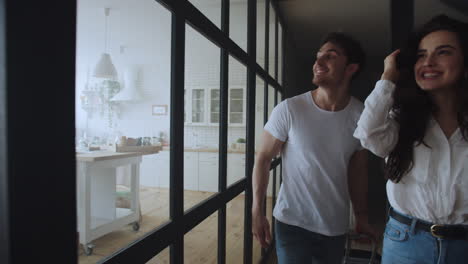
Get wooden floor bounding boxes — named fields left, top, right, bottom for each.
left=78, top=187, right=272, bottom=264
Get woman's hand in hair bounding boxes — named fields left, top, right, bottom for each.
left=381, top=49, right=400, bottom=83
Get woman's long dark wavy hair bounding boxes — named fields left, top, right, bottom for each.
left=385, top=15, right=468, bottom=183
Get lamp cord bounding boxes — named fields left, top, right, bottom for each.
left=104, top=8, right=110, bottom=52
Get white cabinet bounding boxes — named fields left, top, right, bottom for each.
left=140, top=154, right=160, bottom=187
left=184, top=152, right=199, bottom=190
left=227, top=153, right=245, bottom=186
left=140, top=151, right=199, bottom=190
left=140, top=150, right=248, bottom=193
left=140, top=151, right=170, bottom=188
left=185, top=87, right=245, bottom=126
left=198, top=152, right=218, bottom=192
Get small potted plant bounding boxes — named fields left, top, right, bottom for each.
left=236, top=138, right=246, bottom=151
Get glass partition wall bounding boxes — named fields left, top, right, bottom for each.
left=75, top=0, right=284, bottom=263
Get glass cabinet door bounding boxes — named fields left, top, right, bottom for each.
left=210, top=89, right=220, bottom=123
left=192, top=89, right=205, bottom=123
left=229, top=88, right=244, bottom=124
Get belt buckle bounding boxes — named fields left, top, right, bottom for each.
left=430, top=224, right=444, bottom=239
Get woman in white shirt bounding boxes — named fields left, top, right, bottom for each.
left=354, top=15, right=468, bottom=263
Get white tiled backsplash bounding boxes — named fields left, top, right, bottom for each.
left=184, top=125, right=245, bottom=148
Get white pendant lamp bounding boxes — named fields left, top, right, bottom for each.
left=111, top=67, right=142, bottom=101
left=93, top=8, right=117, bottom=79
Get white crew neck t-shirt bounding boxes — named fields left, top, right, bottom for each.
left=265, top=90, right=364, bottom=236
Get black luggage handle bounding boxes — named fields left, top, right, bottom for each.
left=343, top=232, right=378, bottom=264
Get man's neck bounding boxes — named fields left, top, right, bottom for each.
left=312, top=85, right=351, bottom=112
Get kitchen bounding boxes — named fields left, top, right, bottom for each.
left=75, top=0, right=281, bottom=262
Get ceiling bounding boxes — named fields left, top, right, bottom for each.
left=276, top=0, right=468, bottom=75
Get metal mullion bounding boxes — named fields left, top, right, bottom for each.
left=169, top=1, right=185, bottom=262
left=0, top=0, right=8, bottom=260
left=254, top=63, right=282, bottom=93
left=185, top=180, right=246, bottom=233
left=244, top=0, right=256, bottom=263
left=274, top=13, right=278, bottom=82
left=391, top=0, right=414, bottom=50
left=263, top=0, right=269, bottom=123
left=158, top=0, right=249, bottom=71
left=218, top=0, right=229, bottom=263
left=101, top=222, right=177, bottom=263
left=269, top=0, right=286, bottom=33
left=261, top=0, right=269, bottom=258
left=264, top=0, right=270, bottom=73
left=184, top=1, right=248, bottom=69
left=272, top=166, right=276, bottom=237
left=281, top=22, right=285, bottom=89
left=156, top=0, right=282, bottom=93
left=280, top=163, right=282, bottom=186
left=103, top=178, right=246, bottom=263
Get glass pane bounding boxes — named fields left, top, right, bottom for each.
left=184, top=212, right=218, bottom=263
left=268, top=85, right=275, bottom=117
left=192, top=89, right=205, bottom=123
left=255, top=76, right=265, bottom=153
left=226, top=194, right=245, bottom=264
left=188, top=0, right=221, bottom=29
left=185, top=24, right=220, bottom=210
left=257, top=0, right=266, bottom=66
left=146, top=247, right=169, bottom=263
left=230, top=88, right=243, bottom=99
left=227, top=56, right=246, bottom=186
left=230, top=0, right=247, bottom=51
left=211, top=89, right=220, bottom=100
left=76, top=1, right=171, bottom=262
left=229, top=89, right=244, bottom=124
left=211, top=113, right=219, bottom=123
left=210, top=89, right=220, bottom=123
left=230, top=99, right=243, bottom=113
left=211, top=103, right=220, bottom=113
left=278, top=23, right=283, bottom=85
left=268, top=3, right=276, bottom=77
left=229, top=113, right=243, bottom=124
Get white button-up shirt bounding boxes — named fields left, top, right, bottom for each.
left=354, top=80, right=468, bottom=224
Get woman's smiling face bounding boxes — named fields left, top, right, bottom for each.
left=414, top=30, right=466, bottom=92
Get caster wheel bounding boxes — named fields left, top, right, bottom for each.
left=132, top=222, right=140, bottom=231
left=84, top=244, right=94, bottom=256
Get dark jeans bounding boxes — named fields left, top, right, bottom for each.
left=275, top=220, right=346, bottom=264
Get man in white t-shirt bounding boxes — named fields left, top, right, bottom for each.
left=252, top=32, right=376, bottom=264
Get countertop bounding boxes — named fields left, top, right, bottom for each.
left=76, top=150, right=161, bottom=162
left=161, top=146, right=247, bottom=154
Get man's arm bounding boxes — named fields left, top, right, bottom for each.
left=252, top=130, right=284, bottom=248
left=348, top=149, right=377, bottom=240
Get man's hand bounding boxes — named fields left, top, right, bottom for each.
left=355, top=213, right=379, bottom=244
left=252, top=207, right=272, bottom=248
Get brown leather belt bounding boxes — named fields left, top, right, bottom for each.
left=389, top=208, right=468, bottom=240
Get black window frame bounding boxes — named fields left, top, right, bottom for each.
left=0, top=0, right=289, bottom=263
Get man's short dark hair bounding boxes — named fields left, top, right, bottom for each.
left=320, top=32, right=366, bottom=80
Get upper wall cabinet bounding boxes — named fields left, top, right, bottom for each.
left=185, top=87, right=245, bottom=126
